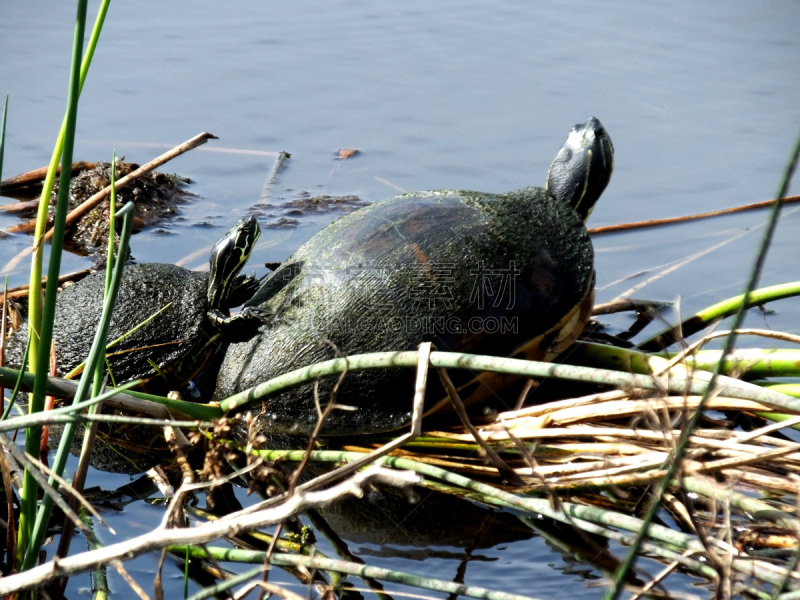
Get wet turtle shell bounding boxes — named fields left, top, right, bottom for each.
left=6, top=218, right=262, bottom=396
left=216, top=188, right=594, bottom=434
left=215, top=118, right=613, bottom=435
left=5, top=264, right=214, bottom=394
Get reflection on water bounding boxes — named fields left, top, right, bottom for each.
left=2, top=2, right=798, bottom=597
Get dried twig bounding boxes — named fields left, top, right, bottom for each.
left=0, top=442, right=16, bottom=573
left=0, top=466, right=420, bottom=595
left=587, top=194, right=800, bottom=235
left=0, top=267, right=92, bottom=301
left=0, top=432, right=92, bottom=539
left=0, top=161, right=98, bottom=195
left=287, top=340, right=350, bottom=495
left=436, top=367, right=523, bottom=484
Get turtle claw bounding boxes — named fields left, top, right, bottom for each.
left=239, top=305, right=272, bottom=322
left=208, top=305, right=272, bottom=337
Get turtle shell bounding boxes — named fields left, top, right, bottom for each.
left=5, top=263, right=213, bottom=394
left=215, top=187, right=594, bottom=435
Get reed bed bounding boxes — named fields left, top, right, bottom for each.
left=349, top=390, right=800, bottom=498
left=2, top=1, right=800, bottom=598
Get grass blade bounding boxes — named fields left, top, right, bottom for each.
left=25, top=0, right=111, bottom=371
left=21, top=200, right=133, bottom=570
left=0, top=93, right=8, bottom=186
left=18, top=0, right=90, bottom=564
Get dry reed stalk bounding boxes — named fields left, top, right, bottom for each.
left=691, top=446, right=800, bottom=474
left=539, top=396, right=781, bottom=426
left=426, top=396, right=784, bottom=442
left=555, top=454, right=671, bottom=482
left=721, top=470, right=800, bottom=495
left=518, top=469, right=670, bottom=491
left=392, top=390, right=800, bottom=500
left=518, top=452, right=670, bottom=478
left=340, top=445, right=493, bottom=472
left=690, top=437, right=800, bottom=463
left=425, top=426, right=679, bottom=443
left=489, top=389, right=633, bottom=420
left=0, top=267, right=92, bottom=301
left=0, top=162, right=97, bottom=195
left=530, top=441, right=650, bottom=455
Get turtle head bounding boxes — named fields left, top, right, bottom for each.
left=546, top=117, right=614, bottom=222
left=208, top=216, right=261, bottom=309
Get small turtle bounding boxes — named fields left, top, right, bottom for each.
left=6, top=217, right=262, bottom=396
left=214, top=118, right=614, bottom=435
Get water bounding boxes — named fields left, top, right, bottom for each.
left=1, top=1, right=799, bottom=597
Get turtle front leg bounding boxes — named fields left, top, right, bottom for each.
left=208, top=305, right=273, bottom=330
left=223, top=274, right=264, bottom=308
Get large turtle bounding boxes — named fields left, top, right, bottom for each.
left=215, top=118, right=614, bottom=435
left=6, top=217, right=262, bottom=396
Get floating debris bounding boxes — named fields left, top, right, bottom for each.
left=264, top=217, right=300, bottom=229
left=251, top=192, right=368, bottom=228
left=59, top=160, right=192, bottom=256
left=1, top=160, right=193, bottom=257
left=337, top=148, right=360, bottom=159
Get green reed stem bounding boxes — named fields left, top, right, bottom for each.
left=91, top=151, right=117, bottom=402
left=0, top=334, right=31, bottom=421
left=576, top=341, right=800, bottom=382
left=26, top=0, right=110, bottom=376
left=0, top=93, right=8, bottom=186
left=218, top=350, right=800, bottom=415
left=674, top=349, right=800, bottom=379
left=0, top=380, right=138, bottom=431
left=18, top=0, right=90, bottom=565
left=171, top=545, right=542, bottom=600
left=639, top=280, right=800, bottom=351
left=21, top=201, right=132, bottom=571
left=84, top=510, right=109, bottom=600
left=0, top=364, right=220, bottom=421
left=7, top=343, right=800, bottom=433
left=185, top=565, right=264, bottom=600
